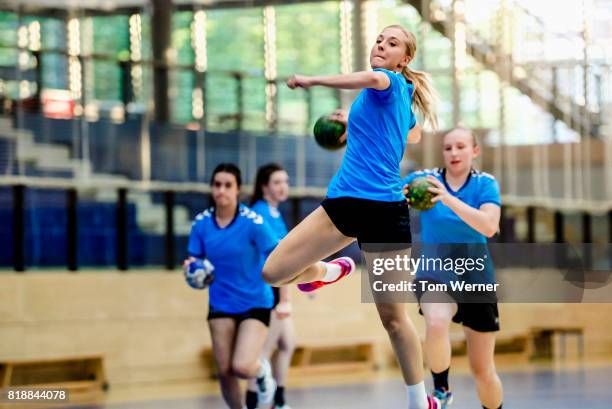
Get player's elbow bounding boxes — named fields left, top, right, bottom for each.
left=407, top=126, right=422, bottom=144
left=484, top=224, right=498, bottom=238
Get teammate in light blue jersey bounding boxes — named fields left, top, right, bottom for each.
left=403, top=128, right=503, bottom=409
left=184, top=163, right=278, bottom=408
left=263, top=25, right=441, bottom=409
left=246, top=163, right=294, bottom=409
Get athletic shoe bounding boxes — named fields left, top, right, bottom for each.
left=297, top=257, right=355, bottom=293
left=428, top=395, right=442, bottom=409
left=432, top=389, right=453, bottom=408
left=256, top=358, right=276, bottom=405
left=272, top=405, right=292, bottom=409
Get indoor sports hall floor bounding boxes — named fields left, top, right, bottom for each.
left=30, top=358, right=612, bottom=409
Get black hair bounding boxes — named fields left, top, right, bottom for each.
left=250, top=163, right=285, bottom=206
left=210, top=163, right=242, bottom=188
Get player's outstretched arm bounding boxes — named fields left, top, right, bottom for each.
left=287, top=71, right=390, bottom=91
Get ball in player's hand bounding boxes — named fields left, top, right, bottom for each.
left=313, top=115, right=347, bottom=150
left=404, top=177, right=437, bottom=211
left=184, top=258, right=214, bottom=290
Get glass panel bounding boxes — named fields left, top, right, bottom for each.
left=376, top=0, right=421, bottom=32
left=276, top=1, right=340, bottom=132
left=91, top=15, right=129, bottom=102
left=277, top=85, right=308, bottom=135
left=243, top=77, right=266, bottom=132
left=276, top=2, right=340, bottom=76
left=206, top=73, right=239, bottom=131
left=171, top=11, right=195, bottom=124
left=431, top=74, right=453, bottom=130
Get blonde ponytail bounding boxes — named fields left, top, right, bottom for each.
left=384, top=25, right=439, bottom=130
left=402, top=66, right=439, bottom=130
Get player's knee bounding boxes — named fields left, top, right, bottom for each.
left=379, top=312, right=404, bottom=336
left=278, top=336, right=296, bottom=353
left=262, top=259, right=284, bottom=285
left=262, top=267, right=281, bottom=285
left=216, top=363, right=233, bottom=378
left=470, top=362, right=496, bottom=383
left=231, top=360, right=255, bottom=379
left=425, top=315, right=450, bottom=338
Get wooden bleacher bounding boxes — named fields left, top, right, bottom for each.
left=202, top=339, right=377, bottom=378
left=291, top=340, right=376, bottom=374
left=0, top=354, right=107, bottom=392
left=528, top=326, right=585, bottom=360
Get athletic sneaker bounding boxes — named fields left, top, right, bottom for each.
left=256, top=358, right=276, bottom=405
left=273, top=405, right=292, bottom=409
left=297, top=257, right=355, bottom=292
left=432, top=389, right=453, bottom=408
left=428, top=395, right=442, bottom=409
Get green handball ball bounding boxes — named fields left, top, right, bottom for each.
left=313, top=116, right=347, bottom=150
left=405, top=176, right=437, bottom=211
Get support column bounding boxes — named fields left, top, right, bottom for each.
left=13, top=185, right=25, bottom=272
left=67, top=188, right=78, bottom=271
left=151, top=0, right=172, bottom=123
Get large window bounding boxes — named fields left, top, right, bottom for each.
left=171, top=11, right=195, bottom=124
left=206, top=8, right=265, bottom=131
left=40, top=18, right=68, bottom=90
left=276, top=2, right=341, bottom=134
left=91, top=15, right=129, bottom=102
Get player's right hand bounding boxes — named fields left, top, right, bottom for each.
left=287, top=74, right=312, bottom=89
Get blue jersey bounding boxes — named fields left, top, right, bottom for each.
left=187, top=204, right=278, bottom=313
left=404, top=168, right=501, bottom=285
left=404, top=168, right=501, bottom=244
left=327, top=68, right=417, bottom=202
left=251, top=200, right=288, bottom=240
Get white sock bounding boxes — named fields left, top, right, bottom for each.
left=406, top=381, right=428, bottom=409
left=321, top=262, right=342, bottom=282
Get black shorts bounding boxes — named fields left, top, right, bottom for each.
left=417, top=299, right=500, bottom=332
left=207, top=307, right=272, bottom=327
left=321, top=197, right=412, bottom=249
left=451, top=302, right=500, bottom=332
left=272, top=287, right=280, bottom=309
left=415, top=278, right=499, bottom=332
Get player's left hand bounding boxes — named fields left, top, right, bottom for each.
left=427, top=176, right=453, bottom=206
left=329, top=109, right=348, bottom=143
left=329, top=109, right=348, bottom=126
left=274, top=301, right=292, bottom=319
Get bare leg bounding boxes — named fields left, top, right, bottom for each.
left=263, top=206, right=354, bottom=286
left=464, top=326, right=503, bottom=408
left=245, top=313, right=284, bottom=392
left=271, top=315, right=296, bottom=386
left=209, top=318, right=242, bottom=409
left=420, top=297, right=457, bottom=374
left=246, top=312, right=297, bottom=404
left=375, top=302, right=424, bottom=385
left=231, top=319, right=269, bottom=379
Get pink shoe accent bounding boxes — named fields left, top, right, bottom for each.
left=297, top=257, right=355, bottom=293
left=427, top=395, right=441, bottom=409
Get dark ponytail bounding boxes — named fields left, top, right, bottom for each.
left=250, top=163, right=284, bottom=206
